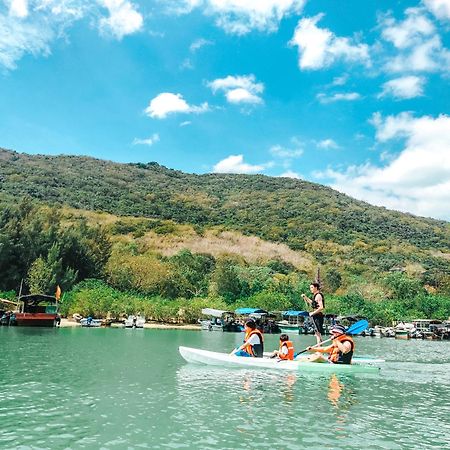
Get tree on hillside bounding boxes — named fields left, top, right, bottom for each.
left=0, top=198, right=111, bottom=293
left=211, top=257, right=243, bottom=304
left=166, top=250, right=215, bottom=298
left=27, top=244, right=77, bottom=294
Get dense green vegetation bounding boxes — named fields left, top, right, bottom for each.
left=0, top=198, right=110, bottom=293
left=0, top=148, right=449, bottom=325
left=54, top=278, right=450, bottom=326
left=1, top=148, right=449, bottom=252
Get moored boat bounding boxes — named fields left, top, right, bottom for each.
left=80, top=317, right=103, bottom=327
left=276, top=310, right=309, bottom=334
left=394, top=322, right=414, bottom=339
left=179, top=346, right=380, bottom=374
left=124, top=314, right=146, bottom=328
left=198, top=308, right=242, bottom=332
left=12, top=294, right=60, bottom=327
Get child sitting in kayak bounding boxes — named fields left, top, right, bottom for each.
left=231, top=319, right=264, bottom=357
left=306, top=324, right=354, bottom=364
left=270, top=334, right=295, bottom=360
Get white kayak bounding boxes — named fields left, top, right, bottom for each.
left=262, top=352, right=385, bottom=365
left=179, top=346, right=380, bottom=374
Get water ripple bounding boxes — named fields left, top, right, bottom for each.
left=1, top=328, right=449, bottom=449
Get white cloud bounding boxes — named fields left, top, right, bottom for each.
left=321, top=112, right=450, bottom=220
left=32, top=1, right=87, bottom=20
left=316, top=92, right=361, bottom=104
left=166, top=0, right=202, bottom=15
left=423, top=0, right=450, bottom=20
left=0, top=0, right=144, bottom=69
left=379, top=9, right=450, bottom=73
left=225, top=88, right=262, bottom=104
left=317, top=139, right=339, bottom=149
left=9, top=0, right=28, bottom=18
left=180, top=121, right=191, bottom=126
left=98, top=0, right=143, bottom=39
left=132, top=133, right=160, bottom=146
left=379, top=75, right=425, bottom=99
left=169, top=0, right=306, bottom=34
left=0, top=0, right=91, bottom=70
left=380, top=8, right=435, bottom=50
left=384, top=35, right=449, bottom=73
left=270, top=144, right=303, bottom=158
left=145, top=92, right=209, bottom=119
left=213, top=154, right=267, bottom=174
left=0, top=16, right=51, bottom=69
left=208, top=74, right=264, bottom=105
left=180, top=57, right=193, bottom=70
left=331, top=75, right=348, bottom=86
left=289, top=14, right=370, bottom=70
left=208, top=74, right=263, bottom=93
left=279, top=170, right=301, bottom=179
left=181, top=39, right=213, bottom=70
left=148, top=29, right=165, bottom=38
left=189, top=37, right=213, bottom=52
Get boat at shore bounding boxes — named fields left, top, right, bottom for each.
left=179, top=346, right=380, bottom=374
left=394, top=322, right=414, bottom=339
left=8, top=294, right=60, bottom=327
left=198, top=308, right=243, bottom=332
left=80, top=317, right=103, bottom=327
left=124, top=314, right=145, bottom=328
left=276, top=310, right=309, bottom=334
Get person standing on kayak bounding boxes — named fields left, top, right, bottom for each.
left=232, top=319, right=264, bottom=357
left=306, top=324, right=354, bottom=364
left=301, top=282, right=325, bottom=344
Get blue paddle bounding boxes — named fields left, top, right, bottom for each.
left=295, top=319, right=369, bottom=356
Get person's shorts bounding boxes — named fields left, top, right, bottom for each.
left=234, top=350, right=252, bottom=357
left=312, top=314, right=324, bottom=334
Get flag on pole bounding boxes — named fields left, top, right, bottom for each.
left=55, top=285, right=61, bottom=301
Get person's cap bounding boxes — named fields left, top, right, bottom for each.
left=330, top=324, right=346, bottom=335
left=245, top=319, right=256, bottom=329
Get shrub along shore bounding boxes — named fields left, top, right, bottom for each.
left=45, top=279, right=450, bottom=326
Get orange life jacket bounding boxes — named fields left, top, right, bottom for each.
left=244, top=329, right=264, bottom=357
left=328, top=335, right=354, bottom=364
left=278, top=340, right=294, bottom=360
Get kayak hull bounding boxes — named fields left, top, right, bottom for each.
left=263, top=352, right=385, bottom=365
left=179, top=346, right=380, bottom=374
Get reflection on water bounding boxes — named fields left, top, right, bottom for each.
left=175, top=364, right=365, bottom=448
left=328, top=373, right=343, bottom=407
left=281, top=373, right=297, bottom=404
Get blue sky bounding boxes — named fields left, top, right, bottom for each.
left=1, top=0, right=450, bottom=220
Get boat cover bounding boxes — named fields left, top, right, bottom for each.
left=235, top=308, right=268, bottom=315
left=282, top=310, right=310, bottom=317
left=201, top=308, right=234, bottom=318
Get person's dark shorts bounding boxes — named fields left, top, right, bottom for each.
left=312, top=314, right=324, bottom=334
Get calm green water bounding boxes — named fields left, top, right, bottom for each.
left=1, top=327, right=449, bottom=449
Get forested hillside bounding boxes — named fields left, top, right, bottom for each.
left=1, top=148, right=449, bottom=247
left=1, top=148, right=449, bottom=323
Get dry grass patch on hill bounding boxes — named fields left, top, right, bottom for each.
left=139, top=228, right=314, bottom=270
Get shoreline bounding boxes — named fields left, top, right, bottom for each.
left=59, top=318, right=201, bottom=330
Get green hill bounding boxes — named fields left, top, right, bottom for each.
left=0, top=147, right=449, bottom=322
left=1, top=148, right=448, bottom=249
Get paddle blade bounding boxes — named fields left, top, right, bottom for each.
left=346, top=319, right=369, bottom=335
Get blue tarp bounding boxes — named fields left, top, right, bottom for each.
left=235, top=308, right=268, bottom=315
left=282, top=310, right=310, bottom=317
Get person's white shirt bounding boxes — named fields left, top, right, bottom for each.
left=246, top=333, right=261, bottom=345
left=279, top=344, right=289, bottom=356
